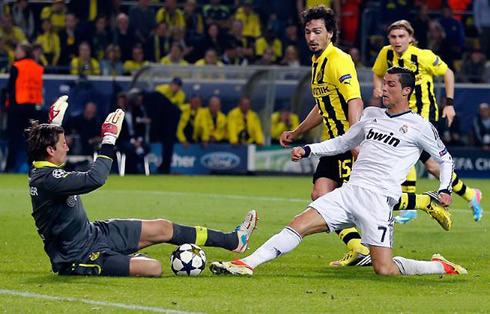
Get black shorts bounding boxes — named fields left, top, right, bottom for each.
left=59, top=219, right=142, bottom=276
left=313, top=151, right=353, bottom=186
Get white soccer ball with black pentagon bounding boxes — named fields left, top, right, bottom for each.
left=170, top=244, right=206, bottom=276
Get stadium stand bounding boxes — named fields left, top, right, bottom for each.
left=0, top=0, right=488, bottom=175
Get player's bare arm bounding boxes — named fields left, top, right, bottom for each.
left=442, top=68, right=456, bottom=126
left=280, top=106, right=323, bottom=148
left=373, top=73, right=384, bottom=98
left=347, top=98, right=363, bottom=158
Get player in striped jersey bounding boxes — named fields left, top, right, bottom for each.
left=279, top=6, right=449, bottom=268
left=372, top=20, right=483, bottom=223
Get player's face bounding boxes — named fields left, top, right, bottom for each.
left=304, top=19, right=332, bottom=55
left=49, top=133, right=69, bottom=165
left=388, top=28, right=412, bottom=56
left=381, top=73, right=404, bottom=108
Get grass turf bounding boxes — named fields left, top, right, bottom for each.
left=0, top=174, right=488, bottom=313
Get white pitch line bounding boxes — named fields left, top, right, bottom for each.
left=0, top=289, right=203, bottom=314
left=104, top=189, right=474, bottom=213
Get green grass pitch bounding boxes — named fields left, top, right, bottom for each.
left=0, top=174, right=488, bottom=313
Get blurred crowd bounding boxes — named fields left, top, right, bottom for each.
left=0, top=0, right=487, bottom=81
left=1, top=0, right=489, bottom=174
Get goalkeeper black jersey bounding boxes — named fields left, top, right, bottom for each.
left=28, top=145, right=114, bottom=272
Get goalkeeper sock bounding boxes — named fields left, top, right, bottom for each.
left=241, top=227, right=302, bottom=269
left=170, top=224, right=238, bottom=251
left=394, top=193, right=430, bottom=211
left=336, top=227, right=370, bottom=255
left=401, top=167, right=417, bottom=193
left=393, top=256, right=444, bottom=275
left=452, top=173, right=475, bottom=202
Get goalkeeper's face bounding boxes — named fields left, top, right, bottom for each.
left=48, top=133, right=69, bottom=166
left=304, top=19, right=331, bottom=56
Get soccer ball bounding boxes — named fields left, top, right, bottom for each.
left=170, top=243, right=207, bottom=276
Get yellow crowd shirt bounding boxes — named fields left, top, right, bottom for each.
left=155, top=84, right=186, bottom=107
left=177, top=104, right=206, bottom=142
left=156, top=8, right=186, bottom=28
left=70, top=57, right=100, bottom=75
left=195, top=108, right=227, bottom=142
left=227, top=107, right=264, bottom=145
left=270, top=112, right=300, bottom=141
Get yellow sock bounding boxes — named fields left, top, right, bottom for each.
left=401, top=167, right=417, bottom=193
left=338, top=227, right=369, bottom=255
left=452, top=173, right=475, bottom=202
left=396, top=193, right=430, bottom=210
left=194, top=226, right=208, bottom=246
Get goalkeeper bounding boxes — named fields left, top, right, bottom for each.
left=27, top=96, right=257, bottom=277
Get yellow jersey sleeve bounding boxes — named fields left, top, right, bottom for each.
left=332, top=54, right=361, bottom=102
left=372, top=46, right=389, bottom=77
left=422, top=49, right=448, bottom=77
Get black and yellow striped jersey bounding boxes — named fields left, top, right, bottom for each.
left=311, top=43, right=361, bottom=140
left=372, top=44, right=448, bottom=122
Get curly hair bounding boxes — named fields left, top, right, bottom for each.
left=301, top=5, right=338, bottom=44
left=25, top=120, right=64, bottom=161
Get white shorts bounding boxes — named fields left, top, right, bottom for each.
left=309, top=183, right=395, bottom=248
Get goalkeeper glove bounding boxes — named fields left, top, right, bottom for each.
left=101, top=109, right=125, bottom=145
left=48, top=95, right=69, bottom=125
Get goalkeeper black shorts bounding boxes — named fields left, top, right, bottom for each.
left=58, top=219, right=142, bottom=276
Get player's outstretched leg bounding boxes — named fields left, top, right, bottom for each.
left=329, top=228, right=371, bottom=267
left=392, top=254, right=467, bottom=275
left=138, top=210, right=257, bottom=252
left=210, top=208, right=328, bottom=276
left=420, top=191, right=452, bottom=230
left=451, top=173, right=483, bottom=221
left=370, top=246, right=467, bottom=276
left=394, top=192, right=452, bottom=231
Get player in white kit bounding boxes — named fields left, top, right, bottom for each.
left=210, top=67, right=466, bottom=276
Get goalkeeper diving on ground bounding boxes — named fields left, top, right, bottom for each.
left=27, top=95, right=257, bottom=277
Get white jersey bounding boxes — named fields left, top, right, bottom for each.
left=306, top=107, right=454, bottom=199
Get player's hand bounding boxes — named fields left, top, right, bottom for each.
left=101, top=109, right=125, bottom=145
left=48, top=95, right=69, bottom=125
left=372, top=87, right=383, bottom=98
left=442, top=105, right=456, bottom=127
left=438, top=192, right=452, bottom=207
left=291, top=147, right=305, bottom=162
left=280, top=130, right=296, bottom=148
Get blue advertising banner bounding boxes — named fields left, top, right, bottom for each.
left=450, top=148, right=490, bottom=179
left=170, top=144, right=252, bottom=174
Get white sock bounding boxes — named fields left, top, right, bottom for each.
left=241, top=227, right=302, bottom=269
left=393, top=256, right=445, bottom=275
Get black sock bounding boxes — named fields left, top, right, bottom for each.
left=169, top=224, right=238, bottom=251
left=205, top=229, right=238, bottom=251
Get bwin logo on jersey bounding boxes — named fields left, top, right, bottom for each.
left=366, top=129, right=401, bottom=147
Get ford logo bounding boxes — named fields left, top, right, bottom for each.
left=201, top=152, right=240, bottom=170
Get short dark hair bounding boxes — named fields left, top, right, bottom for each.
left=387, top=66, right=416, bottom=98
left=25, top=120, right=64, bottom=161
left=18, top=42, right=34, bottom=59
left=301, top=5, right=338, bottom=44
